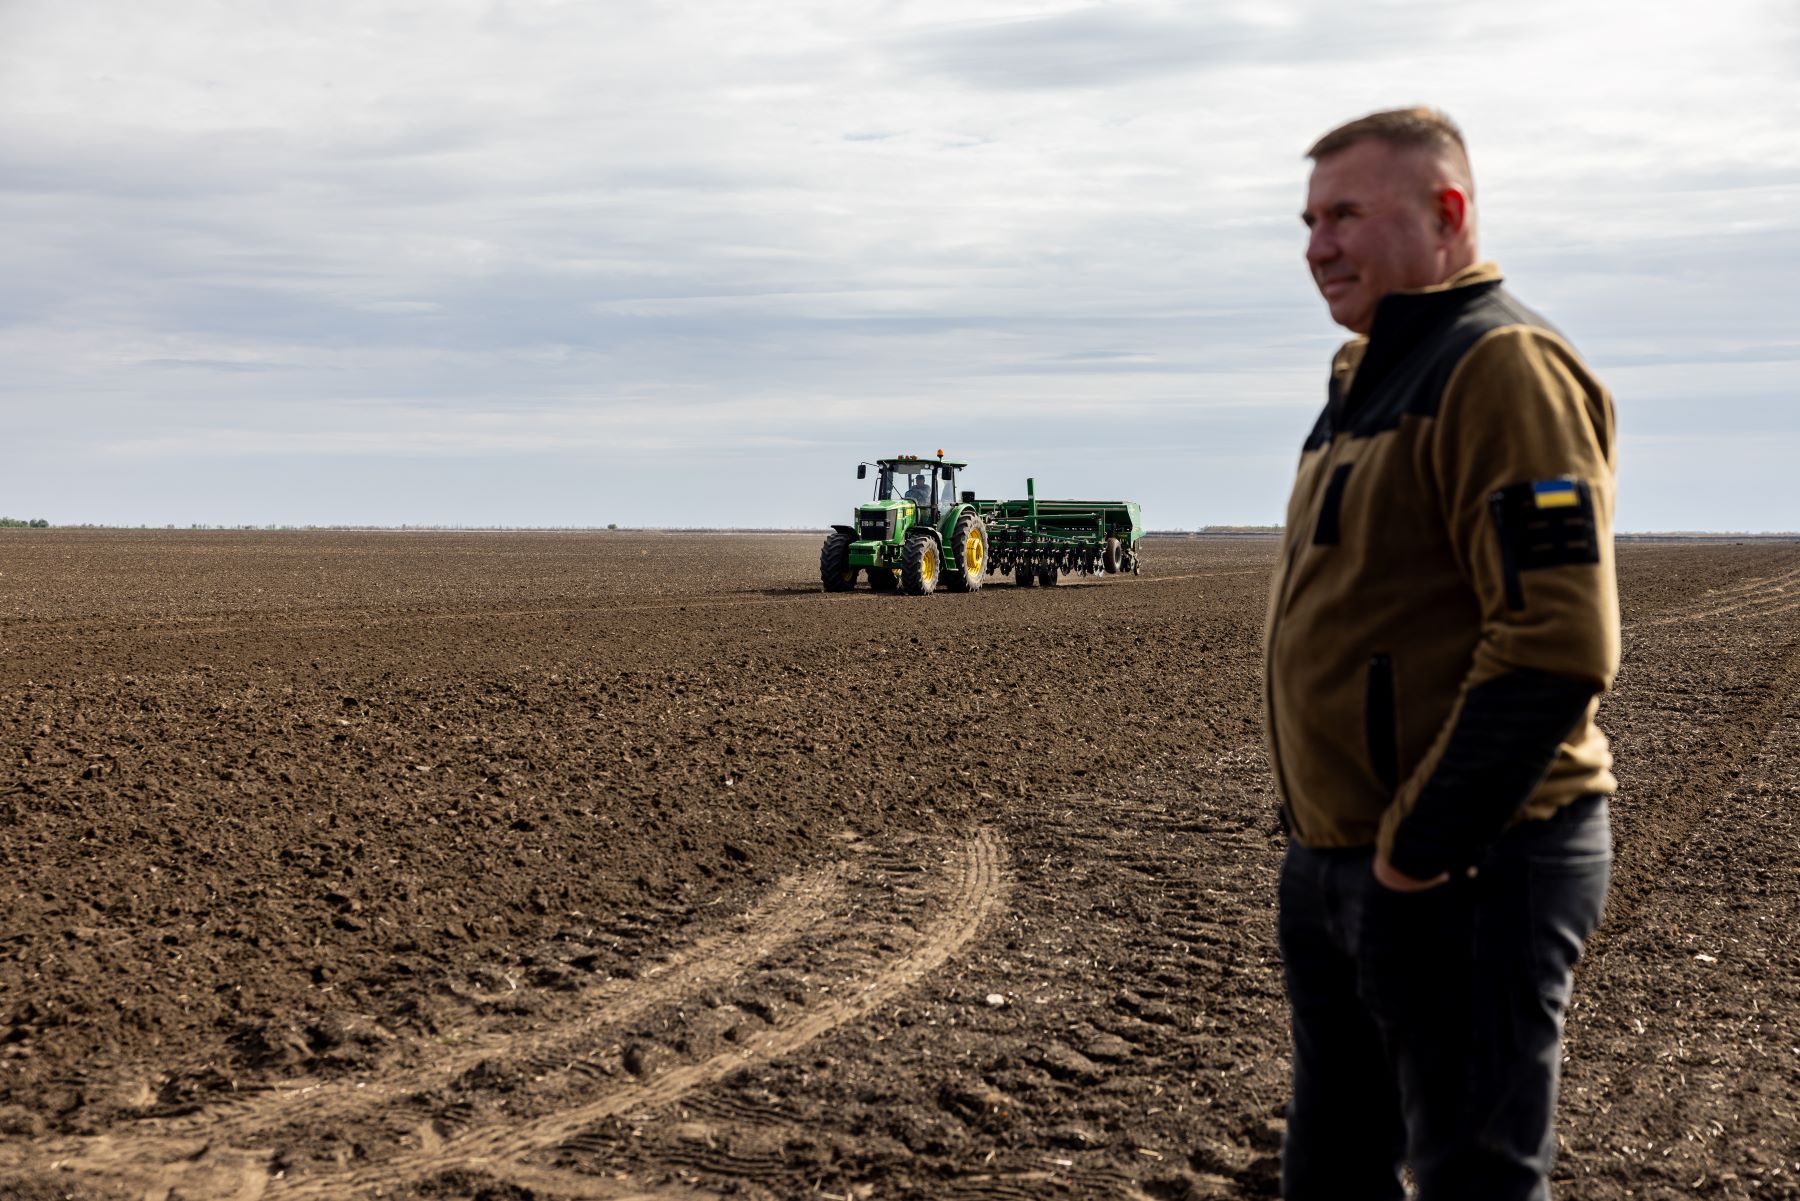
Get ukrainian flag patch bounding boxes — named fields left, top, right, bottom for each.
left=1489, top=477, right=1601, bottom=610
left=1532, top=478, right=1581, bottom=509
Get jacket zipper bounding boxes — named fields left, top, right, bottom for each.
left=1265, top=556, right=1304, bottom=837
left=1266, top=446, right=1345, bottom=841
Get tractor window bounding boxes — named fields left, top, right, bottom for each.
left=939, top=470, right=957, bottom=506
left=875, top=465, right=939, bottom=505
left=877, top=468, right=914, bottom=501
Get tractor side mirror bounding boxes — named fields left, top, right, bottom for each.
left=857, top=464, right=867, bottom=479
left=961, top=490, right=975, bottom=503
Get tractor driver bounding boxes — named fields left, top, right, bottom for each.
left=904, top=473, right=931, bottom=504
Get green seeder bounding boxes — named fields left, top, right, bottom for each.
left=820, top=452, right=1143, bottom=595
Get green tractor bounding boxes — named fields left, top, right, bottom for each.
left=821, top=452, right=1146, bottom=595
left=820, top=452, right=987, bottom=596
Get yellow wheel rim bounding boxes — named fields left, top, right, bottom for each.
left=923, top=543, right=938, bottom=583
left=967, top=528, right=985, bottom=575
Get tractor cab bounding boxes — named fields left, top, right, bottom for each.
left=865, top=456, right=965, bottom=522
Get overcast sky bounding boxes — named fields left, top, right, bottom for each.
left=3, top=0, right=1796, bottom=531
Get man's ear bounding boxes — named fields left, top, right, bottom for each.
left=1436, top=185, right=1470, bottom=238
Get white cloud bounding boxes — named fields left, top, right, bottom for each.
left=1, top=0, right=1796, bottom=528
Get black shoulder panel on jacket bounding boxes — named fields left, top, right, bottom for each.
left=1328, top=283, right=1556, bottom=440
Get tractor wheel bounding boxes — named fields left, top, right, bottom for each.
left=820, top=530, right=859, bottom=592
left=1103, top=536, right=1122, bottom=574
left=1014, top=565, right=1036, bottom=587
left=868, top=567, right=899, bottom=591
left=901, top=535, right=941, bottom=596
left=1037, top=564, right=1059, bottom=587
left=945, top=513, right=987, bottom=593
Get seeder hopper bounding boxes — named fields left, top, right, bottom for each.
left=820, top=452, right=1142, bottom=595
left=978, top=478, right=1142, bottom=587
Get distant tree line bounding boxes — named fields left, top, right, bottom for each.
left=0, top=517, right=49, bottom=528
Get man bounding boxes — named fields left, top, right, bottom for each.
left=904, top=473, right=931, bottom=504
left=1265, top=107, right=1618, bottom=1200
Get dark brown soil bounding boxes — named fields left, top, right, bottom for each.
left=0, top=531, right=1795, bottom=1200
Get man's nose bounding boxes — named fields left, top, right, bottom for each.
left=1306, top=225, right=1337, bottom=266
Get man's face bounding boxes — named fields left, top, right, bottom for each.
left=1303, top=139, right=1446, bottom=335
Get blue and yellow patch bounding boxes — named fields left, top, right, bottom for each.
left=1532, top=479, right=1581, bottom=510
left=1489, top=476, right=1600, bottom=610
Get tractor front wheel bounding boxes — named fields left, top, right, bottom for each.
left=945, top=513, right=987, bottom=593
left=820, top=530, right=859, bottom=592
left=901, top=534, right=941, bottom=596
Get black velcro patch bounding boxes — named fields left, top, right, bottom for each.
left=1312, top=463, right=1354, bottom=545
left=1488, top=477, right=1601, bottom=610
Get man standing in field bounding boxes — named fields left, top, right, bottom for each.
left=1264, top=107, right=1619, bottom=1199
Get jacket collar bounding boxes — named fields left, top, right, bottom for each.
left=1335, top=261, right=1504, bottom=414
left=1368, top=260, right=1502, bottom=339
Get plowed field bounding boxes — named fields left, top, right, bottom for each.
left=2, top=531, right=1796, bottom=1200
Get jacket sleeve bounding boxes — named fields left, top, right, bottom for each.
left=1379, top=325, right=1619, bottom=878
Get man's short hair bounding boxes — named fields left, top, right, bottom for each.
left=1307, top=106, right=1473, bottom=193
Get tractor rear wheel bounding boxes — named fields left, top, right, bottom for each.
left=945, top=513, right=987, bottom=593
left=1037, top=564, right=1059, bottom=587
left=868, top=567, right=899, bottom=591
left=1014, top=565, right=1036, bottom=587
left=820, top=530, right=859, bottom=592
left=901, top=534, right=941, bottom=595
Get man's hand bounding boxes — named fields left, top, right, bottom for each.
left=1373, top=853, right=1450, bottom=892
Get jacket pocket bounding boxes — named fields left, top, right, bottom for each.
left=1366, top=653, right=1399, bottom=793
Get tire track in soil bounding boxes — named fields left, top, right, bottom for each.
left=599, top=774, right=1287, bottom=1201
left=0, top=865, right=844, bottom=1199
left=270, top=826, right=1005, bottom=1200
left=1628, top=563, right=1800, bottom=628
left=1, top=827, right=1006, bottom=1200
left=136, top=864, right=846, bottom=1144
left=451, top=1160, right=722, bottom=1200
left=1596, top=603, right=1800, bottom=943
left=1598, top=549, right=1800, bottom=940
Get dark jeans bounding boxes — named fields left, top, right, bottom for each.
left=1277, top=795, right=1611, bottom=1201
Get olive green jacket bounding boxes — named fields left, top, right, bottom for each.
left=1264, top=262, right=1619, bottom=865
